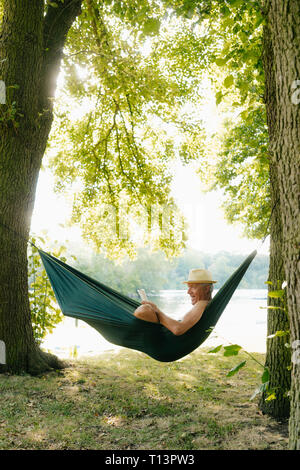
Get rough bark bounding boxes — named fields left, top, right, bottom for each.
left=259, top=20, right=291, bottom=419
left=263, top=0, right=300, bottom=450
left=0, top=0, right=82, bottom=375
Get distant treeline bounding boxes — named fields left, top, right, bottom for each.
left=69, top=246, right=269, bottom=297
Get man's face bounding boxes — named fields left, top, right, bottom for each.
left=187, top=283, right=208, bottom=305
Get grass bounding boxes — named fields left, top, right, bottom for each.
left=0, top=348, right=289, bottom=450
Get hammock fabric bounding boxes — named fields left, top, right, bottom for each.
left=39, top=249, right=257, bottom=362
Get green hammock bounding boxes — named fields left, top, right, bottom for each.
left=39, top=249, right=257, bottom=362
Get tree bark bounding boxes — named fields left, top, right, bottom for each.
left=263, top=0, right=300, bottom=450
left=258, top=20, right=291, bottom=419
left=0, top=0, right=82, bottom=375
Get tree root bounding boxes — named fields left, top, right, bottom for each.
left=27, top=346, right=68, bottom=376
left=0, top=345, right=69, bottom=376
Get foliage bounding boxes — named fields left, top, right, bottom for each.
left=47, top=0, right=214, bottom=259
left=208, top=342, right=272, bottom=398
left=205, top=108, right=270, bottom=239
left=189, top=0, right=270, bottom=239
left=28, top=237, right=74, bottom=344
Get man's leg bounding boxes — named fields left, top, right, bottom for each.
left=134, top=304, right=160, bottom=323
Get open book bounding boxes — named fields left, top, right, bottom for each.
left=137, top=289, right=148, bottom=302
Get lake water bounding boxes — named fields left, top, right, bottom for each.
left=42, top=289, right=268, bottom=358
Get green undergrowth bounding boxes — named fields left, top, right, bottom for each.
left=0, top=348, right=288, bottom=450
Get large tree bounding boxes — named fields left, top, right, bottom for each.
left=262, top=0, right=300, bottom=450
left=259, top=14, right=290, bottom=421
left=0, top=0, right=83, bottom=374
left=0, top=1, right=206, bottom=374
left=182, top=0, right=291, bottom=420
left=207, top=0, right=299, bottom=445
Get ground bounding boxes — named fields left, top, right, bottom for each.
left=0, top=348, right=288, bottom=450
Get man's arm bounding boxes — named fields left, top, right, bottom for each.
left=141, top=301, right=208, bottom=336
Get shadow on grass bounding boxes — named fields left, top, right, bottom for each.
left=0, top=348, right=289, bottom=450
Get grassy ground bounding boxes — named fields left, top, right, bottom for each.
left=0, top=348, right=288, bottom=450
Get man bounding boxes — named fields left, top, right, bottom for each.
left=134, top=269, right=217, bottom=336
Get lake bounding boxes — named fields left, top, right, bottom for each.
left=42, top=289, right=268, bottom=358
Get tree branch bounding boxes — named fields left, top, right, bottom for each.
left=40, top=0, right=82, bottom=112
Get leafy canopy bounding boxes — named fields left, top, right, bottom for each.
left=47, top=0, right=214, bottom=259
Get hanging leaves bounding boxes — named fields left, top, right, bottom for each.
left=194, top=0, right=269, bottom=240
left=223, top=74, right=234, bottom=88
left=143, top=17, right=160, bottom=35
left=48, top=0, right=208, bottom=259
left=28, top=238, right=67, bottom=343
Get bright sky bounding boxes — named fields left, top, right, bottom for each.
left=170, top=162, right=269, bottom=254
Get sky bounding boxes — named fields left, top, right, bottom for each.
left=171, top=163, right=269, bottom=255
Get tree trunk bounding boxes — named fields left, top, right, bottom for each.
left=258, top=20, right=291, bottom=419
left=263, top=0, right=300, bottom=450
left=0, top=0, right=82, bottom=375
left=259, top=163, right=291, bottom=418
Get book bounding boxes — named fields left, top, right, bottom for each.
left=137, top=289, right=148, bottom=302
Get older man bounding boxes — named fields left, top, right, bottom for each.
left=134, top=269, right=217, bottom=336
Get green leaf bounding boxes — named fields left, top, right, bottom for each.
left=254, top=15, right=264, bottom=29
left=226, top=360, right=246, bottom=377
left=268, top=289, right=284, bottom=298
left=220, top=5, right=231, bottom=17
left=227, top=0, right=244, bottom=6
left=215, top=91, right=223, bottom=105
left=224, top=75, right=234, bottom=88
left=143, top=18, right=160, bottom=35
left=265, top=392, right=276, bottom=402
left=259, top=306, right=282, bottom=311
left=267, top=330, right=289, bottom=339
left=223, top=344, right=242, bottom=356
left=208, top=344, right=223, bottom=354
left=261, top=368, right=269, bottom=384
left=240, top=110, right=248, bottom=120
left=215, top=58, right=227, bottom=67
left=260, top=306, right=284, bottom=310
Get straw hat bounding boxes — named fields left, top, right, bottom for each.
left=183, top=268, right=217, bottom=284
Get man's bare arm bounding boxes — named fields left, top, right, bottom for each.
left=141, top=300, right=208, bottom=336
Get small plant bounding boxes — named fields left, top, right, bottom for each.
left=208, top=279, right=291, bottom=403
left=28, top=235, right=74, bottom=344
left=0, top=84, right=23, bottom=131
